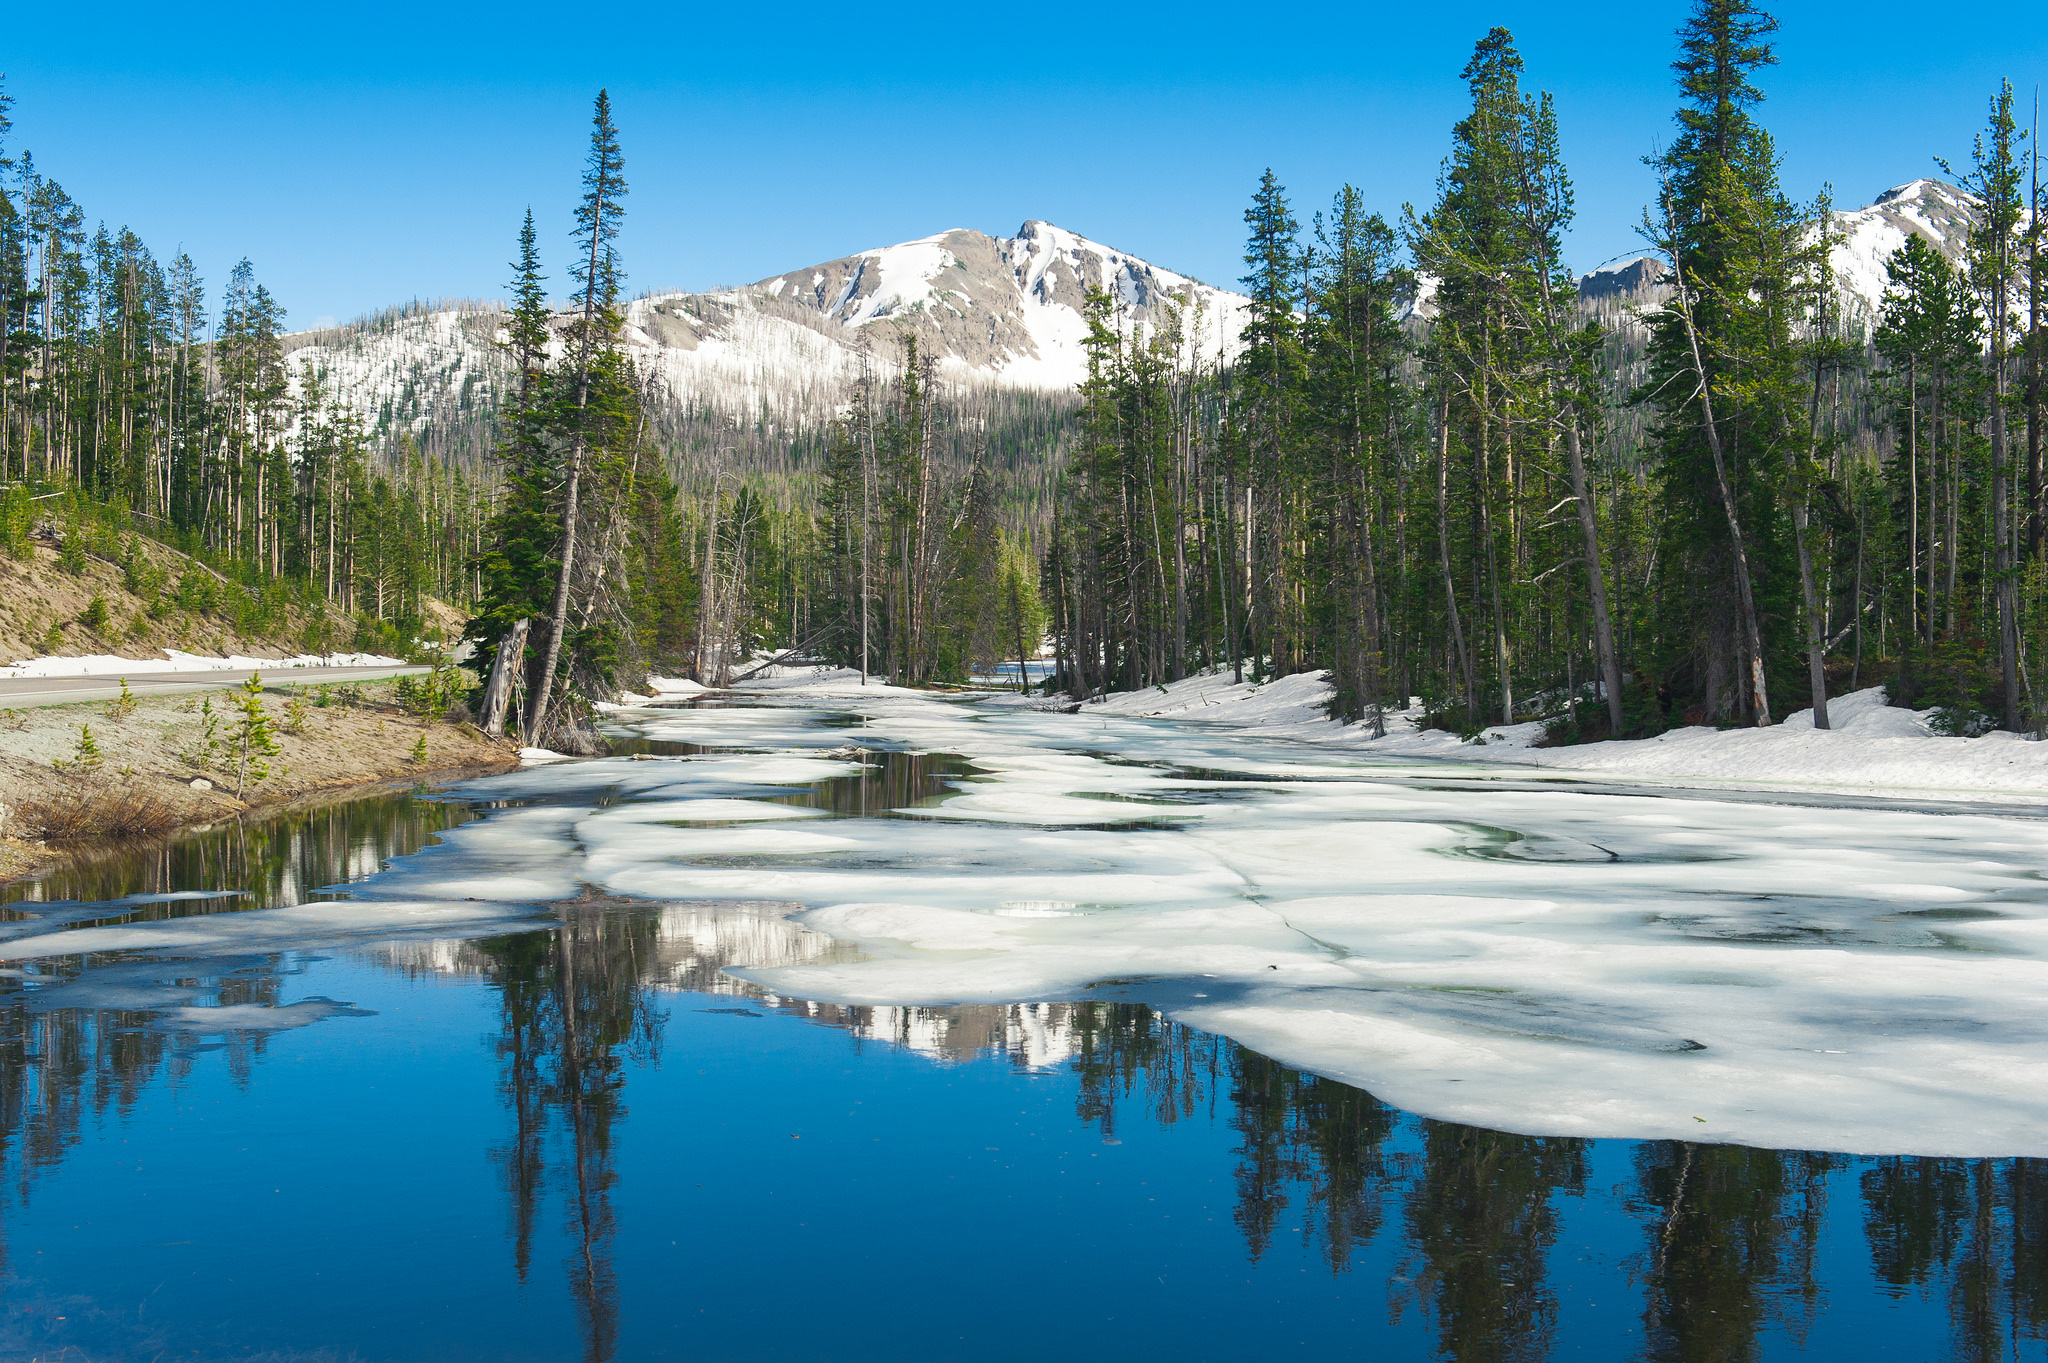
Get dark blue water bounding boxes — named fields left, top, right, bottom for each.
left=1, top=788, right=2043, bottom=1361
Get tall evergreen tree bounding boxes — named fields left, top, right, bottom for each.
left=1947, top=80, right=2027, bottom=729
left=1239, top=170, right=1303, bottom=678
left=1641, top=0, right=1806, bottom=726
left=524, top=90, right=628, bottom=740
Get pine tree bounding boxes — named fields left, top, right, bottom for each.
left=524, top=90, right=629, bottom=741
left=1409, top=29, right=1627, bottom=734
left=1239, top=171, right=1303, bottom=681
left=1641, top=0, right=1805, bottom=727
left=506, top=208, right=551, bottom=406
left=1947, top=81, right=2027, bottom=729
left=1307, top=186, right=1406, bottom=728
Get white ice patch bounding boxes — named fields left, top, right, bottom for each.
left=149, top=997, right=375, bottom=1032
left=537, top=692, right=2048, bottom=1158
left=0, top=899, right=547, bottom=961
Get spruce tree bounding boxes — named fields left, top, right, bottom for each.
left=506, top=208, right=551, bottom=406
left=523, top=90, right=628, bottom=741
left=1307, top=186, right=1405, bottom=729
left=1947, top=81, right=2027, bottom=729
left=1641, top=0, right=1804, bottom=726
left=1238, top=170, right=1303, bottom=680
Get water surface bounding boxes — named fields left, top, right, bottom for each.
left=3, top=697, right=2045, bottom=1360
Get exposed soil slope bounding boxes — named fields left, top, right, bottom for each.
left=0, top=676, right=518, bottom=880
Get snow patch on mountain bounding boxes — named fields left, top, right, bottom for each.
left=276, top=182, right=1994, bottom=458
left=279, top=220, right=1253, bottom=452
left=1827, top=178, right=1983, bottom=326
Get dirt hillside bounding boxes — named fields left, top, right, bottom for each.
left=0, top=525, right=464, bottom=666
left=0, top=674, right=519, bottom=881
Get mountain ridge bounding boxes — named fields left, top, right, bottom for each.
left=280, top=179, right=1983, bottom=465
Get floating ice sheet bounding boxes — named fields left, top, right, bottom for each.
left=571, top=692, right=2048, bottom=1158
left=0, top=899, right=546, bottom=961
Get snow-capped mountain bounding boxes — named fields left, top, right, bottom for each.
left=283, top=221, right=1252, bottom=457
left=281, top=182, right=1988, bottom=461
left=1825, top=177, right=1982, bottom=324
left=1571, top=178, right=1985, bottom=327
left=635, top=220, right=1251, bottom=394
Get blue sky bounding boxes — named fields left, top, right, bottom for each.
left=6, top=0, right=2042, bottom=329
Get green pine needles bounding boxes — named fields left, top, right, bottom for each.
left=229, top=673, right=282, bottom=796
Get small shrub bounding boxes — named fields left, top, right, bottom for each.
left=58, top=534, right=88, bottom=575
left=41, top=622, right=62, bottom=653
left=409, top=732, right=429, bottom=764
left=104, top=678, right=138, bottom=722
left=1929, top=704, right=1996, bottom=738
left=0, top=486, right=31, bottom=560
left=229, top=673, right=282, bottom=795
left=126, top=611, right=150, bottom=640
left=182, top=695, right=223, bottom=770
left=79, top=594, right=110, bottom=631
left=394, top=663, right=468, bottom=720
left=301, top=612, right=336, bottom=656
left=176, top=568, right=217, bottom=615
left=284, top=692, right=310, bottom=735
left=121, top=536, right=150, bottom=594
left=53, top=724, right=105, bottom=772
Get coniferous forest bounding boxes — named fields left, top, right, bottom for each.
left=3, top=0, right=2045, bottom=746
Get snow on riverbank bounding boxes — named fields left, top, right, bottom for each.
left=0, top=649, right=407, bottom=678
left=1077, top=669, right=2048, bottom=805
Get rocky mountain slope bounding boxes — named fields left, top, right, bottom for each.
left=284, top=181, right=1985, bottom=464
left=1554, top=177, right=1984, bottom=326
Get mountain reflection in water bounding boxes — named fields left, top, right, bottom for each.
left=2, top=786, right=2047, bottom=1360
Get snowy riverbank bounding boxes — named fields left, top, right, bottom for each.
left=1068, top=670, right=2048, bottom=806
left=628, top=662, right=2048, bottom=807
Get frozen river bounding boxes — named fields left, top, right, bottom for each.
left=3, top=690, right=2046, bottom=1359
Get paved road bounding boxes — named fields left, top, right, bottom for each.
left=0, top=664, right=430, bottom=710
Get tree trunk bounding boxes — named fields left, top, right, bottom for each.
left=1670, top=261, right=1771, bottom=724
left=480, top=618, right=530, bottom=735
left=1992, top=279, right=2022, bottom=730
left=1563, top=415, right=1626, bottom=737
left=1792, top=499, right=1830, bottom=728
left=1435, top=387, right=1477, bottom=719
left=523, top=460, right=579, bottom=742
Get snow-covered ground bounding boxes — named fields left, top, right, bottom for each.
left=613, top=660, right=2048, bottom=804
left=1070, top=668, right=2048, bottom=806
left=0, top=649, right=407, bottom=678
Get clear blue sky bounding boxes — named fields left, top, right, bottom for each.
left=6, top=0, right=2043, bottom=329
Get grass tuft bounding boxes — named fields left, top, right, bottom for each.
left=15, top=778, right=186, bottom=846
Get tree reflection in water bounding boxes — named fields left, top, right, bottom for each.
left=1862, top=1156, right=2048, bottom=1363
left=6, top=782, right=2048, bottom=1359
left=1628, top=1142, right=1838, bottom=1361
left=471, top=898, right=666, bottom=1363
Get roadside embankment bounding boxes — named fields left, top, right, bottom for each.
left=0, top=675, right=520, bottom=881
